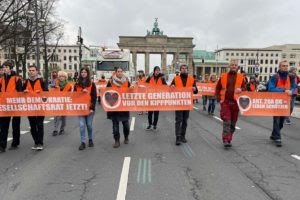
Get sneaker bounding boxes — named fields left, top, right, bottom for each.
left=78, top=142, right=86, bottom=150
left=138, top=112, right=143, bottom=115
left=31, top=144, right=38, bottom=150
left=36, top=144, right=44, bottom=151
left=59, top=130, right=64, bottom=135
left=88, top=140, right=94, bottom=147
left=146, top=125, right=152, bottom=131
left=285, top=121, right=291, bottom=125
left=0, top=147, right=5, bottom=153
left=275, top=139, right=282, bottom=147
left=153, top=126, right=157, bottom=131
left=176, top=136, right=181, bottom=146
left=8, top=145, right=18, bottom=150
left=52, top=131, right=58, bottom=136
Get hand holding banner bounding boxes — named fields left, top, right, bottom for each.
left=236, top=92, right=290, bottom=116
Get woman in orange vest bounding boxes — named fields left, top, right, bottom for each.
left=74, top=67, right=97, bottom=150
left=207, top=73, right=218, bottom=115
left=170, top=64, right=198, bottom=145
left=246, top=76, right=258, bottom=92
left=215, top=59, right=246, bottom=148
left=145, top=66, right=167, bottom=131
left=52, top=71, right=73, bottom=136
left=23, top=65, right=48, bottom=151
left=0, top=61, right=23, bottom=153
left=106, top=67, right=131, bottom=148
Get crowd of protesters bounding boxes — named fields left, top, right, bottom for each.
left=0, top=58, right=299, bottom=154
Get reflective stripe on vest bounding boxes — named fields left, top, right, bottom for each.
left=1, top=76, right=18, bottom=92
left=174, top=75, right=194, bottom=87
left=220, top=72, right=243, bottom=102
left=26, top=79, right=42, bottom=92
left=149, top=76, right=162, bottom=86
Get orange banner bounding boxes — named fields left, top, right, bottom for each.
left=0, top=92, right=91, bottom=116
left=236, top=92, right=290, bottom=116
left=196, top=82, right=216, bottom=96
left=101, top=85, right=193, bottom=111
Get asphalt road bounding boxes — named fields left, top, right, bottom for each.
left=0, top=102, right=300, bottom=200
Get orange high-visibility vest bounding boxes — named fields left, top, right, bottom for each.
left=149, top=76, right=163, bottom=86
left=220, top=72, right=243, bottom=102
left=174, top=75, right=194, bottom=87
left=137, top=76, right=146, bottom=84
left=249, top=83, right=257, bottom=92
left=1, top=76, right=19, bottom=92
left=26, top=79, right=43, bottom=92
left=61, top=82, right=73, bottom=92
left=110, top=80, right=129, bottom=89
left=76, top=84, right=92, bottom=93
left=276, top=75, right=291, bottom=90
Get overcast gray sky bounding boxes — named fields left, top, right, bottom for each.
left=56, top=0, right=300, bottom=51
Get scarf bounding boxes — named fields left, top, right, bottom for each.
left=58, top=80, right=68, bottom=90
left=112, top=74, right=127, bottom=87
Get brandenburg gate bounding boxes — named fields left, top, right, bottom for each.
left=118, top=18, right=195, bottom=75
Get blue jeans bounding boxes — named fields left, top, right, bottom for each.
left=271, top=116, right=285, bottom=140
left=208, top=99, right=216, bottom=114
left=285, top=96, right=296, bottom=123
left=79, top=113, right=94, bottom=143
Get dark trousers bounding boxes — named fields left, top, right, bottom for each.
left=148, top=111, right=159, bottom=126
left=0, top=117, right=21, bottom=149
left=175, top=110, right=190, bottom=137
left=112, top=120, right=129, bottom=140
left=208, top=99, right=216, bottom=114
left=272, top=116, right=285, bottom=140
left=28, top=116, right=45, bottom=145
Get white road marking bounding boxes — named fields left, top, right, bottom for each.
left=7, top=137, right=12, bottom=142
left=21, top=131, right=29, bottom=135
left=193, top=106, right=199, bottom=110
left=116, top=157, right=131, bottom=200
left=291, top=154, right=300, bottom=161
left=49, top=117, right=54, bottom=120
left=130, top=117, right=135, bottom=131
left=43, top=121, right=50, bottom=124
left=213, top=116, right=241, bottom=130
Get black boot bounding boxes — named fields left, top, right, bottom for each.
left=176, top=136, right=181, bottom=145
left=113, top=139, right=120, bottom=148
left=78, top=142, right=86, bottom=150
left=88, top=139, right=94, bottom=147
left=181, top=135, right=187, bottom=143
left=124, top=136, right=129, bottom=144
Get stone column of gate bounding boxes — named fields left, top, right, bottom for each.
left=188, top=53, right=194, bottom=75
left=161, top=51, right=167, bottom=74
left=132, top=51, right=137, bottom=74
left=145, top=52, right=150, bottom=75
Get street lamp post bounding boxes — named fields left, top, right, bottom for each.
left=26, top=0, right=45, bottom=73
left=77, top=26, right=83, bottom=69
